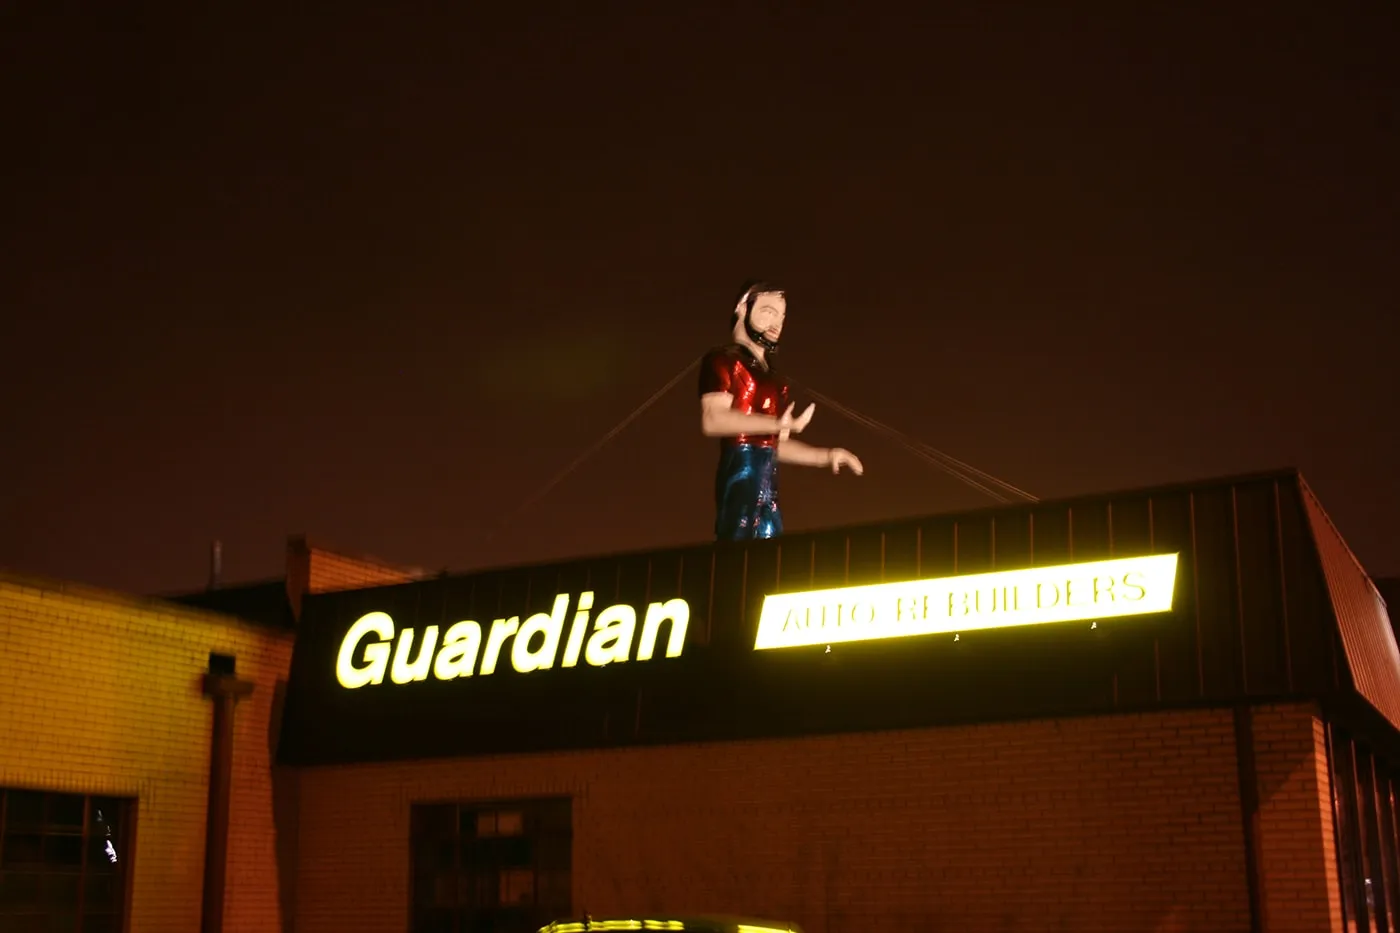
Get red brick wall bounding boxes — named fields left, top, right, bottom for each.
left=284, top=535, right=424, bottom=619
left=0, top=572, right=295, bottom=933
left=1252, top=704, right=1345, bottom=932
left=305, top=548, right=420, bottom=594
left=294, top=708, right=1262, bottom=933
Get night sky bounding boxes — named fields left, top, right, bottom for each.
left=2, top=6, right=1396, bottom=596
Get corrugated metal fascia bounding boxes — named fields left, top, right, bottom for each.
left=1297, top=475, right=1400, bottom=733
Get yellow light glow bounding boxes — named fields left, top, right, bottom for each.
left=335, top=592, right=690, bottom=689
left=537, top=923, right=783, bottom=933
left=753, top=553, right=1179, bottom=650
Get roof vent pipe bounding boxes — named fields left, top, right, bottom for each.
left=209, top=540, right=223, bottom=591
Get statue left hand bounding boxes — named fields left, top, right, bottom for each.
left=829, top=448, right=864, bottom=475
left=791, top=403, right=815, bottom=435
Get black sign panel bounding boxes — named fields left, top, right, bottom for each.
left=276, top=473, right=1343, bottom=767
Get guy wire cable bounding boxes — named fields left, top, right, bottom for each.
left=795, top=380, right=1032, bottom=503
left=788, top=375, right=1033, bottom=498
left=788, top=375, right=1039, bottom=504
left=816, top=394, right=1013, bottom=503
left=480, top=356, right=702, bottom=543
left=481, top=357, right=1036, bottom=545
left=812, top=389, right=1026, bottom=501
left=804, top=383, right=1035, bottom=503
left=789, top=375, right=1030, bottom=498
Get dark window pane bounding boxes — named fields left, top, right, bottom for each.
left=45, top=795, right=84, bottom=829
left=534, top=837, right=570, bottom=872
left=5, top=792, right=45, bottom=829
left=412, top=797, right=570, bottom=933
left=455, top=873, right=479, bottom=909
left=474, top=871, right=498, bottom=909
left=498, top=868, right=534, bottom=907
left=42, top=871, right=81, bottom=907
left=46, top=911, right=77, bottom=932
left=43, top=835, right=84, bottom=869
left=458, top=836, right=479, bottom=870
left=412, top=906, right=454, bottom=933
left=535, top=800, right=572, bottom=835
left=536, top=870, right=570, bottom=909
left=431, top=871, right=457, bottom=909
left=481, top=905, right=532, bottom=933
left=0, top=870, right=43, bottom=908
left=1, top=834, right=43, bottom=867
left=83, top=874, right=122, bottom=909
left=413, top=838, right=455, bottom=872
left=412, top=805, right=456, bottom=839
left=412, top=870, right=438, bottom=907
left=498, top=836, right=532, bottom=868
left=79, top=915, right=122, bottom=933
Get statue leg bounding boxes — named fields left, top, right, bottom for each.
left=715, top=445, right=783, bottom=541
left=752, top=447, right=782, bottom=539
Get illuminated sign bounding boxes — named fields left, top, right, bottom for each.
left=540, top=923, right=790, bottom=933
left=753, top=553, right=1179, bottom=650
left=337, top=592, right=690, bottom=689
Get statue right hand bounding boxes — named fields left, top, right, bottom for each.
left=778, top=402, right=815, bottom=435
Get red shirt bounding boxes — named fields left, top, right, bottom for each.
left=698, top=344, right=790, bottom=449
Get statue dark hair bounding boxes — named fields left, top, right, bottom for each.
left=733, top=279, right=786, bottom=319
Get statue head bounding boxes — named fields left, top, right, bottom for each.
left=731, top=279, right=787, bottom=353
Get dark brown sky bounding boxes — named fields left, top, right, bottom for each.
left=2, top=5, right=1396, bottom=595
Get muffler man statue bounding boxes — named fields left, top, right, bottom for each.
left=698, top=280, right=863, bottom=541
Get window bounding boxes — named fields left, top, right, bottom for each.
left=0, top=788, right=134, bottom=933
left=410, top=797, right=571, bottom=933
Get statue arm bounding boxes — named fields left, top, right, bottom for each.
left=776, top=438, right=832, bottom=466
left=779, top=437, right=864, bottom=474
left=700, top=393, right=783, bottom=437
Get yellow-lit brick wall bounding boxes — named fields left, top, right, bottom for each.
left=0, top=573, right=294, bottom=933
left=294, top=708, right=1256, bottom=933
left=1252, top=703, right=1345, bottom=933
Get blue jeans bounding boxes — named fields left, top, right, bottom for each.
left=714, top=443, right=783, bottom=540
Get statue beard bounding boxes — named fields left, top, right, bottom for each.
left=742, top=315, right=781, bottom=353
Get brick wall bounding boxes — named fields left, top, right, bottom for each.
left=0, top=559, right=1350, bottom=933
left=284, top=535, right=424, bottom=619
left=0, top=572, right=294, bottom=933
left=1252, top=703, right=1345, bottom=932
left=294, top=707, right=1259, bottom=933
left=293, top=536, right=422, bottom=596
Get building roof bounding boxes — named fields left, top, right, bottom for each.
left=275, top=468, right=1400, bottom=767
left=0, top=568, right=292, bottom=638
left=163, top=534, right=426, bottom=630
left=169, top=579, right=298, bottom=630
